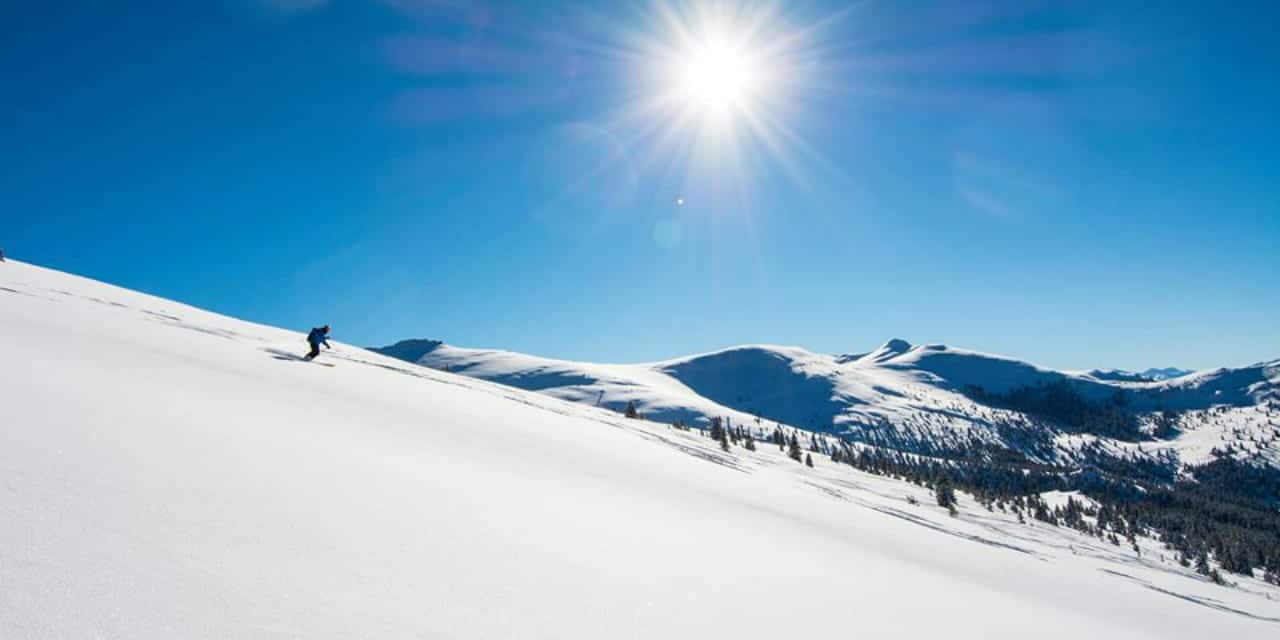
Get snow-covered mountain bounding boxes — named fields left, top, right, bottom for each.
left=4, top=259, right=1279, bottom=637
left=1089, top=367, right=1197, bottom=382
left=1145, top=366, right=1198, bottom=380
left=374, top=338, right=1280, bottom=472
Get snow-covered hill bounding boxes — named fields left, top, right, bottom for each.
left=4, top=260, right=1279, bottom=638
left=1089, top=367, right=1197, bottom=382
left=374, top=338, right=1280, bottom=472
left=1145, top=366, right=1197, bottom=380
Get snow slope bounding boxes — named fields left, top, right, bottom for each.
left=396, top=341, right=783, bottom=429
left=1144, top=367, right=1197, bottom=381
left=384, top=339, right=977, bottom=433
left=1088, top=367, right=1196, bottom=382
left=378, top=338, right=1280, bottom=470
left=3, top=260, right=1279, bottom=638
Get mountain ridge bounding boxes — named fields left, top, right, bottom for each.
left=372, top=337, right=1280, bottom=473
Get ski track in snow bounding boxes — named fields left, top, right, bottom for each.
left=1100, top=570, right=1280, bottom=623
left=2, top=259, right=1278, bottom=639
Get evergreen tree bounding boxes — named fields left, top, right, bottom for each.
left=788, top=433, right=803, bottom=462
left=805, top=453, right=814, bottom=468
left=709, top=417, right=724, bottom=443
left=1195, top=552, right=1212, bottom=577
left=624, top=400, right=638, bottom=419
left=935, top=481, right=957, bottom=515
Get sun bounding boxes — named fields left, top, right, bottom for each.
left=589, top=0, right=829, bottom=207
left=678, top=36, right=758, bottom=114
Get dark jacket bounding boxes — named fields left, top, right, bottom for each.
left=307, top=327, right=330, bottom=348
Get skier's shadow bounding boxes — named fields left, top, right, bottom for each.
left=263, top=347, right=306, bottom=361
left=263, top=347, right=334, bottom=366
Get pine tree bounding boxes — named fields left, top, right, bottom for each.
left=624, top=400, right=638, bottom=419
left=1195, top=552, right=1212, bottom=577
left=788, top=433, right=803, bottom=462
left=709, top=417, right=724, bottom=443
left=935, top=481, right=957, bottom=515
left=805, top=453, right=814, bottom=468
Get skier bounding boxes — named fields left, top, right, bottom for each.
left=304, top=325, right=331, bottom=360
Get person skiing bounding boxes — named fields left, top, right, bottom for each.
left=304, top=325, right=331, bottom=360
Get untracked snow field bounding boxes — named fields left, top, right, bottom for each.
left=1, top=260, right=1277, bottom=638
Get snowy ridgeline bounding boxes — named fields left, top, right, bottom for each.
left=2, top=259, right=1279, bottom=638
left=373, top=336, right=1280, bottom=473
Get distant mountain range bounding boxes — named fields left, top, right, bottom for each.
left=372, top=338, right=1279, bottom=477
left=1087, top=367, right=1196, bottom=382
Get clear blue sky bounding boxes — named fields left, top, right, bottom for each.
left=3, top=1, right=1277, bottom=371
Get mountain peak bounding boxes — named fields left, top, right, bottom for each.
left=881, top=338, right=912, bottom=353
left=1141, top=367, right=1195, bottom=381
left=1087, top=367, right=1195, bottom=382
left=369, top=338, right=444, bottom=363
left=859, top=338, right=913, bottom=364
